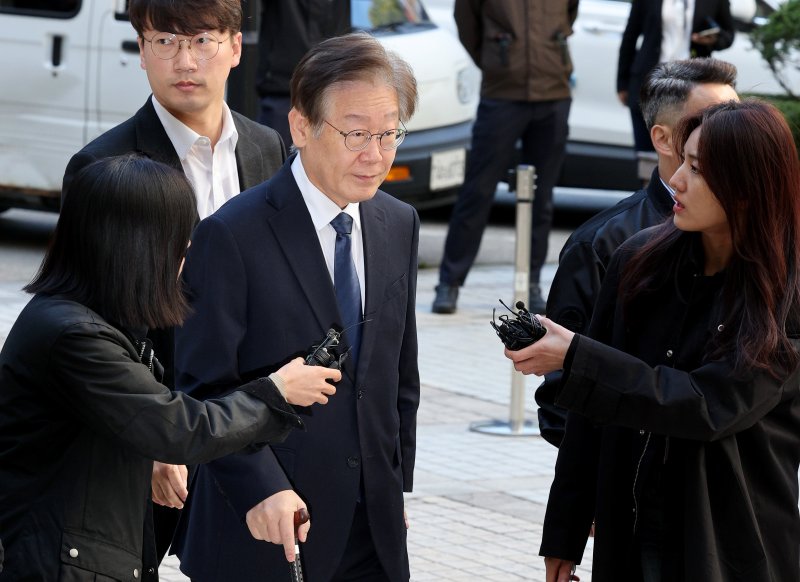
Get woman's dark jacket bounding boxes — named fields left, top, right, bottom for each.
left=0, top=295, right=302, bottom=581
left=541, top=228, right=800, bottom=582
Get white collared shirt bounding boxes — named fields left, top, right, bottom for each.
left=151, top=96, right=240, bottom=219
left=660, top=175, right=677, bottom=202
left=291, top=154, right=366, bottom=311
left=661, top=0, right=694, bottom=62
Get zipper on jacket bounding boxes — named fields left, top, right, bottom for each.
left=632, top=430, right=651, bottom=533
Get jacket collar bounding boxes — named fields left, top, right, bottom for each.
left=647, top=166, right=677, bottom=218
left=134, top=96, right=269, bottom=192
left=262, top=155, right=387, bottom=381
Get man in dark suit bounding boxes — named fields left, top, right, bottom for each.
left=61, top=0, right=286, bottom=563
left=171, top=33, right=421, bottom=582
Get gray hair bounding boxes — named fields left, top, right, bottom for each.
left=290, top=32, right=418, bottom=135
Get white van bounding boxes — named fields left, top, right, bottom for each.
left=0, top=0, right=479, bottom=213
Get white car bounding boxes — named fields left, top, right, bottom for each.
left=426, top=0, right=796, bottom=209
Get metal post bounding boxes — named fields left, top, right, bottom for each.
left=470, top=165, right=539, bottom=436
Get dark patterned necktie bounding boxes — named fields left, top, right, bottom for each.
left=330, top=212, right=362, bottom=365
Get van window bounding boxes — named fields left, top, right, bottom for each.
left=352, top=0, right=433, bottom=31
left=0, top=0, right=79, bottom=17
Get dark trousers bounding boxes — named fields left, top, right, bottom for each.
left=626, top=80, right=656, bottom=154
left=439, top=97, right=571, bottom=288
left=153, top=503, right=180, bottom=563
left=331, top=502, right=391, bottom=582
left=258, top=95, right=293, bottom=150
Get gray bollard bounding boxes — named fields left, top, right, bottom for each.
left=470, top=165, right=539, bottom=436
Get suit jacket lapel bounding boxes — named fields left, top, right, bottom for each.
left=356, top=199, right=388, bottom=380
left=135, top=100, right=269, bottom=192
left=134, top=98, right=183, bottom=170
left=264, top=164, right=342, bottom=347
left=232, top=114, right=266, bottom=191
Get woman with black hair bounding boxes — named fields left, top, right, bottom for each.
left=507, top=100, right=800, bottom=581
left=0, top=154, right=339, bottom=581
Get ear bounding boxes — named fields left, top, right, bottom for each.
left=650, top=124, right=674, bottom=158
left=229, top=31, right=243, bottom=69
left=288, top=107, right=309, bottom=148
left=138, top=37, right=146, bottom=70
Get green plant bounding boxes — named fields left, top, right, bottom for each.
left=744, top=94, right=800, bottom=156
left=766, top=95, right=800, bottom=153
left=750, top=0, right=800, bottom=99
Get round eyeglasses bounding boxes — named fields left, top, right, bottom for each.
left=324, top=120, right=408, bottom=151
left=142, top=32, right=229, bottom=61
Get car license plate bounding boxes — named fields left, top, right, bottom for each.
left=429, top=148, right=466, bottom=191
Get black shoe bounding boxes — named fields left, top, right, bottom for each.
left=432, top=284, right=458, bottom=314
left=528, top=284, right=547, bottom=314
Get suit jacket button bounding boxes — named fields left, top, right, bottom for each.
left=69, top=548, right=79, bottom=558
left=347, top=455, right=360, bottom=468
left=357, top=389, right=364, bottom=399
left=133, top=568, right=139, bottom=578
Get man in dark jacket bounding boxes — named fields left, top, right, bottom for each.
left=536, top=57, right=738, bottom=446
left=256, top=0, right=351, bottom=146
left=432, top=0, right=578, bottom=315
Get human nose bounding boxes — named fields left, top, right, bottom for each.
left=173, top=39, right=198, bottom=69
left=669, top=165, right=685, bottom=192
left=359, top=135, right=384, bottom=161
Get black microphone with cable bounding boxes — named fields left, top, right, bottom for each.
left=490, top=299, right=547, bottom=350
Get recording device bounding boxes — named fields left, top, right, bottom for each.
left=305, top=328, right=349, bottom=369
left=490, top=299, right=546, bottom=350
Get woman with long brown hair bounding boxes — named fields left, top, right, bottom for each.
left=507, top=99, right=800, bottom=581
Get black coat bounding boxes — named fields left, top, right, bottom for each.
left=0, top=295, right=302, bottom=582
left=541, top=229, right=800, bottom=581
left=537, top=169, right=673, bottom=446
left=256, top=0, right=351, bottom=97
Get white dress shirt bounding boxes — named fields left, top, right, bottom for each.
left=151, top=96, right=240, bottom=219
left=291, top=154, right=366, bottom=312
left=661, top=0, right=695, bottom=62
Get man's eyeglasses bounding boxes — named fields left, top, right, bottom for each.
left=142, top=32, right=229, bottom=61
left=324, top=120, right=408, bottom=151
